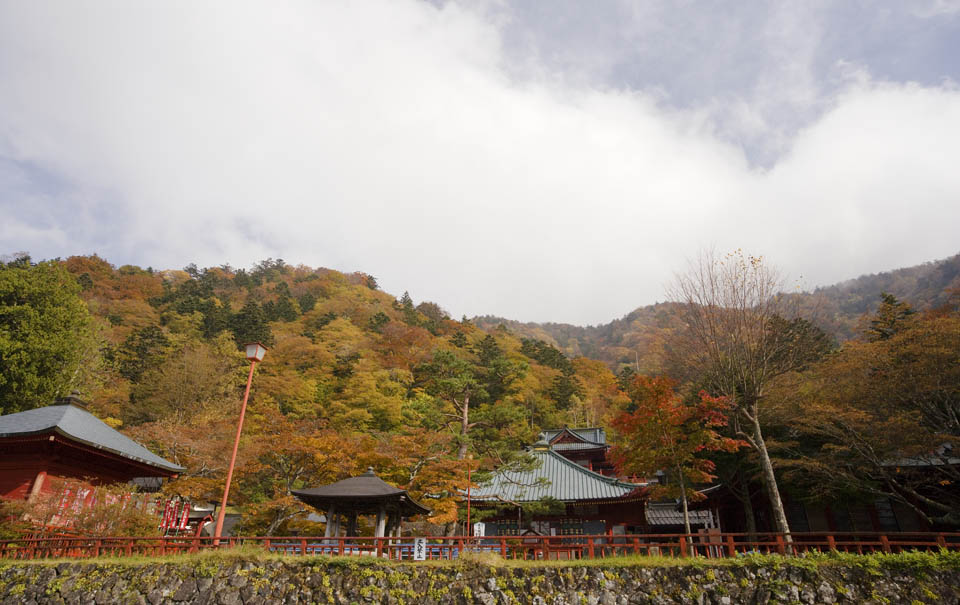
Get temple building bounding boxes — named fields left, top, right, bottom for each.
left=469, top=439, right=648, bottom=537
left=0, top=395, right=183, bottom=521
left=540, top=428, right=616, bottom=476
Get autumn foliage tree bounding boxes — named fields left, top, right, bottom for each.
left=775, top=295, right=960, bottom=526
left=666, top=250, right=831, bottom=542
left=610, top=375, right=742, bottom=538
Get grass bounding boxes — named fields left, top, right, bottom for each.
left=3, top=546, right=959, bottom=572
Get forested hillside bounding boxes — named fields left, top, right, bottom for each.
left=3, top=254, right=627, bottom=534
left=3, top=250, right=958, bottom=535
left=477, top=252, right=960, bottom=371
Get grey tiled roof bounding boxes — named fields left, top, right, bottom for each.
left=550, top=442, right=609, bottom=452
left=0, top=405, right=184, bottom=473
left=292, top=467, right=431, bottom=516
left=469, top=448, right=646, bottom=503
left=645, top=502, right=714, bottom=526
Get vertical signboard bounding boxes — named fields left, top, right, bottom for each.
left=413, top=537, right=427, bottom=561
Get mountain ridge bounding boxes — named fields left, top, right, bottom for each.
left=475, top=251, right=960, bottom=371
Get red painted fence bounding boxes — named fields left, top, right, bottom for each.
left=2, top=532, right=958, bottom=561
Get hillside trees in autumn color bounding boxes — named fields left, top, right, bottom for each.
left=611, top=375, right=743, bottom=538
left=769, top=294, right=960, bottom=527
left=38, top=255, right=631, bottom=534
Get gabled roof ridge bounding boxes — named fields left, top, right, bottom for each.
left=547, top=427, right=606, bottom=446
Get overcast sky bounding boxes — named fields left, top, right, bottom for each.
left=2, top=1, right=959, bottom=325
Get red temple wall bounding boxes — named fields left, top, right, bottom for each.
left=0, top=439, right=153, bottom=502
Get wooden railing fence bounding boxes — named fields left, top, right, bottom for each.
left=1, top=532, right=957, bottom=561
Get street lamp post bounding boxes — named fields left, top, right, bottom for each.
left=213, top=342, right=267, bottom=545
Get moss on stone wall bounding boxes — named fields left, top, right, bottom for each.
left=0, top=550, right=958, bottom=604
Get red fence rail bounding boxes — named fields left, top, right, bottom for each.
left=1, top=532, right=958, bottom=561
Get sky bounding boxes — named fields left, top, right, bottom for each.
left=1, top=1, right=959, bottom=325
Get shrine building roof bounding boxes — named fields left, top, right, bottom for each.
left=0, top=403, right=184, bottom=474
left=469, top=446, right=646, bottom=504
left=292, top=468, right=431, bottom=516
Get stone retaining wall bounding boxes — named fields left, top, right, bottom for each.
left=1, top=555, right=958, bottom=604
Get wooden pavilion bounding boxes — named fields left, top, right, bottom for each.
left=292, top=468, right=430, bottom=538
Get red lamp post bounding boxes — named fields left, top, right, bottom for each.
left=213, top=342, right=267, bottom=545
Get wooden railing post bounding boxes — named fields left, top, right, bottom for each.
left=775, top=534, right=785, bottom=555
left=94, top=539, right=102, bottom=558
left=937, top=534, right=947, bottom=549
left=826, top=535, right=836, bottom=551
left=678, top=536, right=687, bottom=558
left=587, top=537, right=595, bottom=558
left=376, top=537, right=383, bottom=558
left=726, top=534, right=736, bottom=558
left=500, top=538, right=507, bottom=558
left=880, top=535, right=890, bottom=553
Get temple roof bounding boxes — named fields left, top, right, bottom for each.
left=292, top=468, right=430, bottom=516
left=541, top=427, right=607, bottom=447
left=469, top=448, right=646, bottom=504
left=0, top=404, right=184, bottom=474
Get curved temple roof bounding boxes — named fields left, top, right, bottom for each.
left=292, top=468, right=431, bottom=516
left=0, top=404, right=184, bottom=474
left=469, top=448, right=646, bottom=504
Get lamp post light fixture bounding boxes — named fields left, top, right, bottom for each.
left=213, top=342, right=267, bottom=545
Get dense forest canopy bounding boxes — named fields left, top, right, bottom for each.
left=2, top=250, right=958, bottom=534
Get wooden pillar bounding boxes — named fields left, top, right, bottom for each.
left=27, top=471, right=47, bottom=502
left=386, top=512, right=399, bottom=540
left=324, top=505, right=337, bottom=538
left=346, top=511, right=358, bottom=537
left=375, top=504, right=386, bottom=538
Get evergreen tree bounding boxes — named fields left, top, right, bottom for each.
left=298, top=292, right=317, bottom=313
left=0, top=258, right=94, bottom=413
left=867, top=292, right=915, bottom=342
left=232, top=299, right=273, bottom=346
left=450, top=331, right=468, bottom=348
left=274, top=296, right=299, bottom=322
left=368, top=311, right=390, bottom=333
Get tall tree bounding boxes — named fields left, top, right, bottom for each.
left=666, top=249, right=829, bottom=542
left=867, top=292, right=915, bottom=342
left=0, top=257, right=95, bottom=413
left=415, top=350, right=487, bottom=459
left=611, top=376, right=742, bottom=543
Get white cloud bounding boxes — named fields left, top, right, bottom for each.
left=1, top=1, right=959, bottom=324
